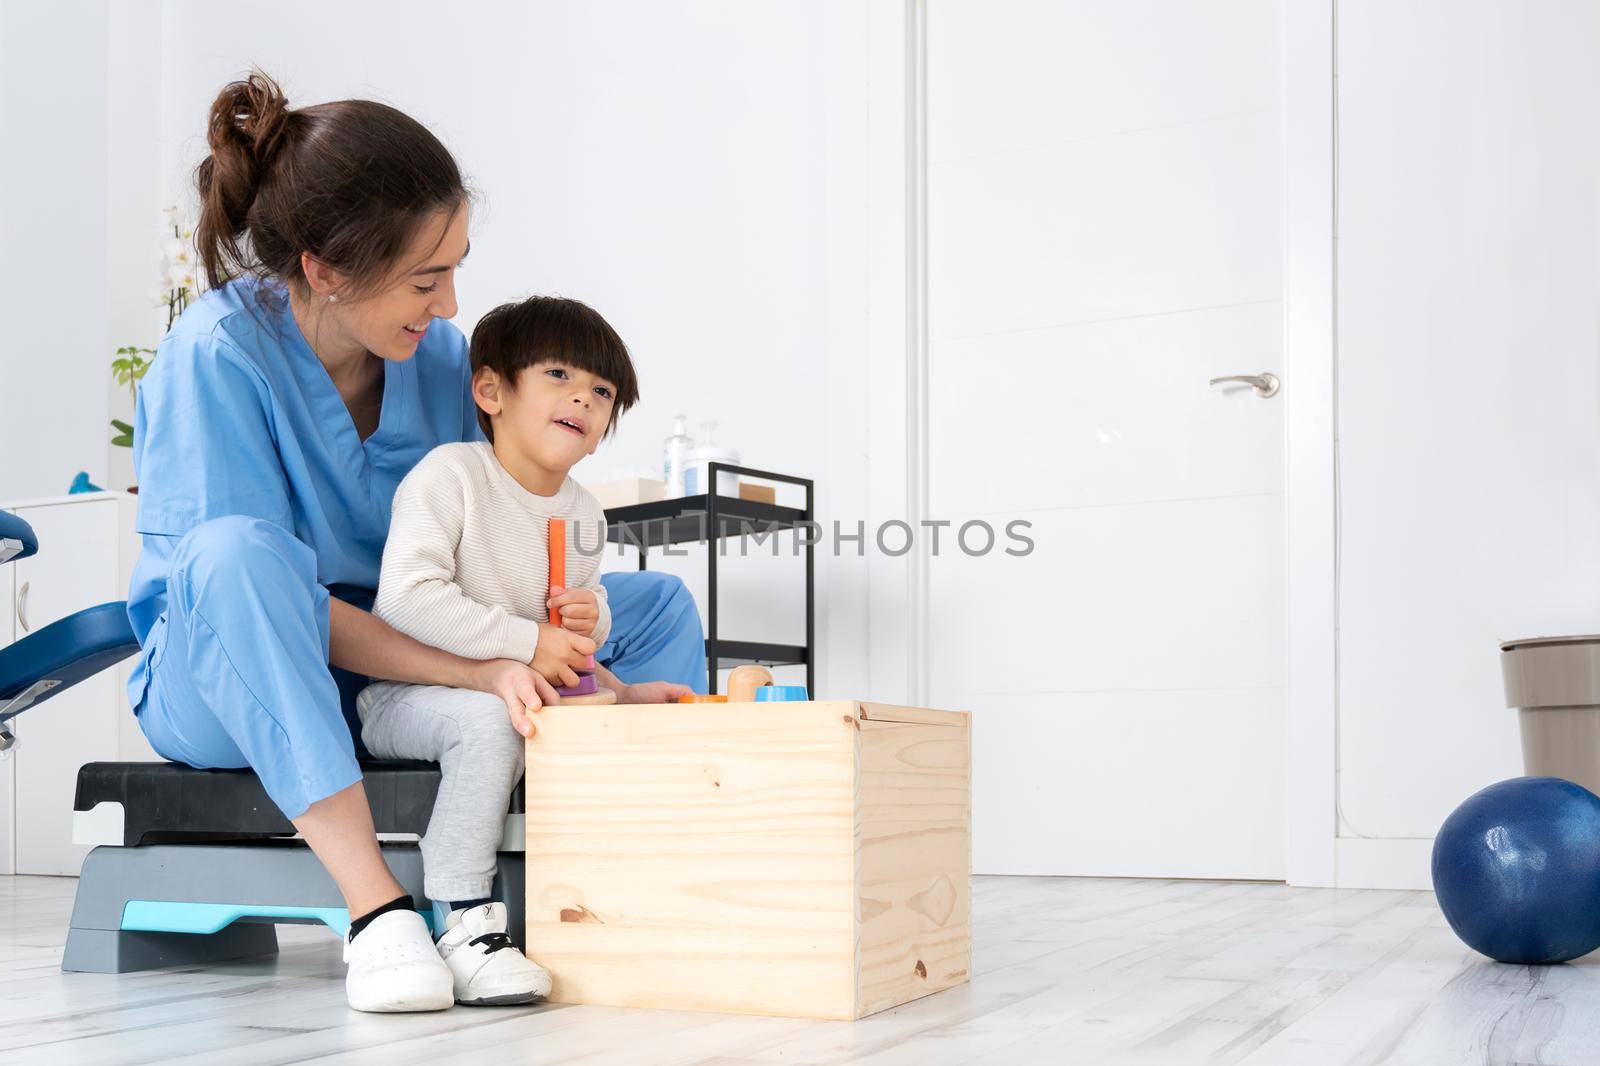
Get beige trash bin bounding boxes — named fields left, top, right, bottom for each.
left=1500, top=635, right=1600, bottom=797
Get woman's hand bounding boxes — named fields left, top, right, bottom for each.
left=585, top=663, right=694, bottom=705
left=533, top=622, right=597, bottom=688
left=546, top=585, right=600, bottom=636
left=618, top=680, right=695, bottom=704
left=474, top=658, right=560, bottom=738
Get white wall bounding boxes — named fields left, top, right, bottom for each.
left=0, top=0, right=167, bottom=500
left=148, top=0, right=876, bottom=697
left=103, top=5, right=164, bottom=495
left=1327, top=0, right=1600, bottom=886
left=161, top=2, right=828, bottom=478
left=0, top=1, right=109, bottom=500
left=2, top=1, right=882, bottom=697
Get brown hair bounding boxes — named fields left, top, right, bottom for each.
left=195, top=70, right=466, bottom=299
left=470, top=297, right=641, bottom=442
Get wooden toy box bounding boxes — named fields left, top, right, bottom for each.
left=523, top=700, right=971, bottom=1020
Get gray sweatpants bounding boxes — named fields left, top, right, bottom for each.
left=356, top=682, right=523, bottom=902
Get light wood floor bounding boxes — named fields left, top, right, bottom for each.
left=1, top=874, right=1597, bottom=1065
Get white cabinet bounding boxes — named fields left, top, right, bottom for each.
left=0, top=557, right=13, bottom=872
left=1, top=492, right=155, bottom=876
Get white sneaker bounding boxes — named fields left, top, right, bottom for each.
left=436, top=902, right=552, bottom=1006
left=343, top=908, right=455, bottom=1013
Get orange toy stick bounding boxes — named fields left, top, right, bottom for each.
left=548, top=517, right=567, bottom=627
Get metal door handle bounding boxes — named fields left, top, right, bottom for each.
left=16, top=581, right=28, bottom=633
left=1209, top=372, right=1279, bottom=398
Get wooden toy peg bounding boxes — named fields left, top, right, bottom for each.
left=548, top=516, right=599, bottom=700
left=727, top=664, right=775, bottom=703
left=548, top=517, right=567, bottom=626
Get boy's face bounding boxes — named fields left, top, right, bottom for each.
left=475, top=360, right=617, bottom=476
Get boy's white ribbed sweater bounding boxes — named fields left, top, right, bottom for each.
left=373, top=441, right=611, bottom=662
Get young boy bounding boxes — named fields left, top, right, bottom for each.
left=356, top=296, right=642, bottom=1006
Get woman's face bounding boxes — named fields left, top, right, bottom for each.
left=320, top=204, right=471, bottom=362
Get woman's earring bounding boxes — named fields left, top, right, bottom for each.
left=328, top=293, right=338, bottom=303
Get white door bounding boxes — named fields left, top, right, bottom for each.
left=928, top=1, right=1286, bottom=878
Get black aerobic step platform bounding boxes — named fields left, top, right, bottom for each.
left=73, top=760, right=524, bottom=845
left=65, top=761, right=531, bottom=973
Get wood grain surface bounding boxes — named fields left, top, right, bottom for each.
left=523, top=700, right=972, bottom=1019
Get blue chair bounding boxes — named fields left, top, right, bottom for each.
left=1, top=509, right=524, bottom=974
left=0, top=510, right=37, bottom=564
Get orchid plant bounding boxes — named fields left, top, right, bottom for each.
left=110, top=206, right=202, bottom=447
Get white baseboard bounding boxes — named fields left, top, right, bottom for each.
left=1334, top=837, right=1433, bottom=891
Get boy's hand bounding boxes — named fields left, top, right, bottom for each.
left=547, top=585, right=600, bottom=636
left=533, top=622, right=597, bottom=689
left=476, top=659, right=560, bottom=738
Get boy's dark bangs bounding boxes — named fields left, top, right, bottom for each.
left=539, top=323, right=627, bottom=389
left=471, top=295, right=642, bottom=430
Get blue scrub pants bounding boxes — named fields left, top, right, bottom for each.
left=135, top=516, right=706, bottom=820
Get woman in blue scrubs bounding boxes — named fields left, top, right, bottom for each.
left=129, top=73, right=704, bottom=1011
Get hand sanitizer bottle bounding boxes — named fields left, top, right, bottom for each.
left=684, top=421, right=740, bottom=497
left=663, top=414, right=692, bottom=497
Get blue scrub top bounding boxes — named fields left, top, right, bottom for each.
left=127, top=277, right=481, bottom=711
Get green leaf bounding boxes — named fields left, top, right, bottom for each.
left=110, top=418, right=135, bottom=434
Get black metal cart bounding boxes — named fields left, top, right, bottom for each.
left=603, top=463, right=814, bottom=696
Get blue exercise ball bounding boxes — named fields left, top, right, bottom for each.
left=1431, top=776, right=1600, bottom=964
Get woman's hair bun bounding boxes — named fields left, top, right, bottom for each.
left=207, top=70, right=291, bottom=168
left=196, top=69, right=294, bottom=288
